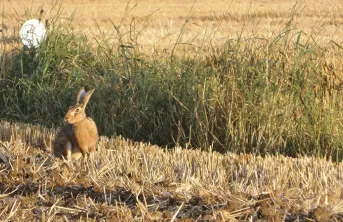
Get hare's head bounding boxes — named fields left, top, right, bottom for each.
left=64, top=88, right=95, bottom=124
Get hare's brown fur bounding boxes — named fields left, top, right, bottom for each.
left=53, top=88, right=98, bottom=161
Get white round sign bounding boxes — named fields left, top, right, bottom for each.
left=20, top=19, right=46, bottom=49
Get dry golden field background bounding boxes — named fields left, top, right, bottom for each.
left=2, top=0, right=343, bottom=51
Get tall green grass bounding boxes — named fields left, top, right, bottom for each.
left=1, top=7, right=343, bottom=160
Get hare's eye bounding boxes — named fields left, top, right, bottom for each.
left=75, top=108, right=81, bottom=113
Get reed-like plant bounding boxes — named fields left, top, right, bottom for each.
left=1, top=4, right=343, bottom=161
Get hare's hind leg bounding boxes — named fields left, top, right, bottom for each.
left=89, top=144, right=96, bottom=152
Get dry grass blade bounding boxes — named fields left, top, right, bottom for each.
left=5, top=200, right=20, bottom=221
left=171, top=202, right=184, bottom=222
left=0, top=188, right=18, bottom=198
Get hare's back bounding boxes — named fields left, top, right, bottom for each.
left=74, top=118, right=98, bottom=145
left=85, top=117, right=98, bottom=138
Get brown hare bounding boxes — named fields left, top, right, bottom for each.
left=53, top=88, right=98, bottom=161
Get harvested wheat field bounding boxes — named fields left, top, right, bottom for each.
left=0, top=120, right=343, bottom=221
left=2, top=0, right=343, bottom=221
left=2, top=0, right=343, bottom=52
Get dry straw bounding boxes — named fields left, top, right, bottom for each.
left=0, top=121, right=342, bottom=221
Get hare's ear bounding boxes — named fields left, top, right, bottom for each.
left=76, top=88, right=87, bottom=104
left=81, top=89, right=95, bottom=109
